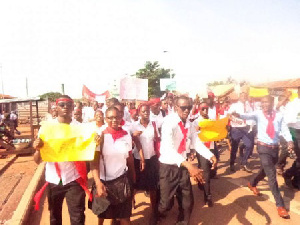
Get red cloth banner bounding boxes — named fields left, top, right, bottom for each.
left=82, top=85, right=110, bottom=101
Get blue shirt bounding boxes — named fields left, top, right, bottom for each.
left=240, top=110, right=292, bottom=145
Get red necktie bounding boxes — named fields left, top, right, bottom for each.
left=264, top=111, right=276, bottom=139
left=178, top=121, right=188, bottom=154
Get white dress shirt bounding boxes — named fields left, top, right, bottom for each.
left=284, top=98, right=300, bottom=129
left=132, top=120, right=159, bottom=159
left=228, top=101, right=254, bottom=127
left=98, top=133, right=132, bottom=181
left=159, top=113, right=213, bottom=167
left=82, top=106, right=95, bottom=123
left=150, top=111, right=165, bottom=129
left=208, top=106, right=217, bottom=120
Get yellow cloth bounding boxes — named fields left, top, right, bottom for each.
left=288, top=88, right=298, bottom=101
left=198, top=117, right=229, bottom=141
left=249, top=87, right=269, bottom=97
left=39, top=122, right=96, bottom=162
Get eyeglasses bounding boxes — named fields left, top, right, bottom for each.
left=178, top=105, right=193, bottom=111
left=57, top=102, right=73, bottom=108
left=201, top=107, right=208, bottom=111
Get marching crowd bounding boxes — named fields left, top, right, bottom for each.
left=32, top=87, right=300, bottom=225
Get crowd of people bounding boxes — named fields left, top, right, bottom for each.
left=32, top=87, right=300, bottom=225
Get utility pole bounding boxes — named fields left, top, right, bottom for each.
left=61, top=84, right=65, bottom=95
left=0, top=64, right=4, bottom=99
left=26, top=77, right=29, bottom=97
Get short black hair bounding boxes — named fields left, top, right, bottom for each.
left=262, top=95, right=274, bottom=103
left=56, top=95, right=72, bottom=101
left=105, top=106, right=120, bottom=117
left=107, top=98, right=119, bottom=105
left=175, top=95, right=191, bottom=106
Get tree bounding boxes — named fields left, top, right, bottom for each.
left=39, top=92, right=62, bottom=102
left=135, top=61, right=175, bottom=98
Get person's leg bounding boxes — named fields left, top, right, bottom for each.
left=241, top=128, right=254, bottom=166
left=119, top=218, right=130, bottom=225
left=230, top=127, right=242, bottom=166
left=260, top=147, right=284, bottom=207
left=158, top=163, right=179, bottom=217
left=276, top=136, right=289, bottom=172
left=48, top=183, right=66, bottom=225
left=250, top=167, right=266, bottom=187
left=65, top=182, right=86, bottom=225
left=198, top=154, right=211, bottom=202
left=176, top=167, right=194, bottom=224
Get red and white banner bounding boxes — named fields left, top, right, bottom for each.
left=82, top=85, right=110, bottom=102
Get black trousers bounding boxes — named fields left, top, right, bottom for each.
left=230, top=126, right=254, bottom=166
left=196, top=152, right=212, bottom=199
left=284, top=128, right=300, bottom=187
left=250, top=145, right=284, bottom=207
left=276, top=136, right=289, bottom=169
left=48, top=181, right=86, bottom=225
left=158, top=163, right=194, bottom=224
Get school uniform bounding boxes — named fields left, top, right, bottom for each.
left=132, top=120, right=159, bottom=190
left=96, top=130, right=133, bottom=219
left=240, top=110, right=292, bottom=207
left=283, top=98, right=300, bottom=188
left=150, top=111, right=165, bottom=129
left=228, top=101, right=255, bottom=167
left=158, top=113, right=213, bottom=224
left=40, top=120, right=86, bottom=225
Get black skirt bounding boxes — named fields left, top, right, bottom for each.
left=97, top=196, right=132, bottom=219
left=134, top=155, right=159, bottom=191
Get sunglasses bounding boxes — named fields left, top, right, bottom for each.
left=57, top=102, right=73, bottom=108
left=178, top=105, right=193, bottom=111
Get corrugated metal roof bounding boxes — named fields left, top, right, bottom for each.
left=0, top=96, right=41, bottom=104
left=0, top=94, right=14, bottom=99
left=255, top=78, right=300, bottom=89
left=209, top=84, right=235, bottom=97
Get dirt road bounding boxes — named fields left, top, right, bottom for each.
left=28, top=147, right=300, bottom=225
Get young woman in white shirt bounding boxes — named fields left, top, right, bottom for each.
left=91, top=107, right=135, bottom=225
left=132, top=103, right=159, bottom=217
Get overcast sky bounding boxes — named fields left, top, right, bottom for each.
left=0, top=0, right=299, bottom=98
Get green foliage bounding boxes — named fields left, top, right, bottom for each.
left=135, top=61, right=175, bottom=98
left=39, top=92, right=62, bottom=102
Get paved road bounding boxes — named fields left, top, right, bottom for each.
left=29, top=147, right=300, bottom=225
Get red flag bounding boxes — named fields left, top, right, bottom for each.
left=82, top=85, right=110, bottom=101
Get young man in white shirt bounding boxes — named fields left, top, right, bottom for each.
left=283, top=86, right=300, bottom=189
left=228, top=92, right=255, bottom=172
left=156, top=96, right=217, bottom=225
left=149, top=98, right=165, bottom=130
left=33, top=95, right=87, bottom=225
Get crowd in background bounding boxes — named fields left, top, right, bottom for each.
left=32, top=87, right=300, bottom=225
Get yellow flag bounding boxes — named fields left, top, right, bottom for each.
left=198, top=117, right=229, bottom=142
left=39, top=122, right=96, bottom=162
left=249, top=87, right=269, bottom=97
left=288, top=88, right=298, bottom=101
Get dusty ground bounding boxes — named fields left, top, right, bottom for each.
left=28, top=146, right=300, bottom=225
left=0, top=125, right=38, bottom=225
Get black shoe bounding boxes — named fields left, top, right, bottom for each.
left=205, top=195, right=213, bottom=207
left=230, top=165, right=235, bottom=172
left=283, top=173, right=294, bottom=188
left=241, top=165, right=252, bottom=173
